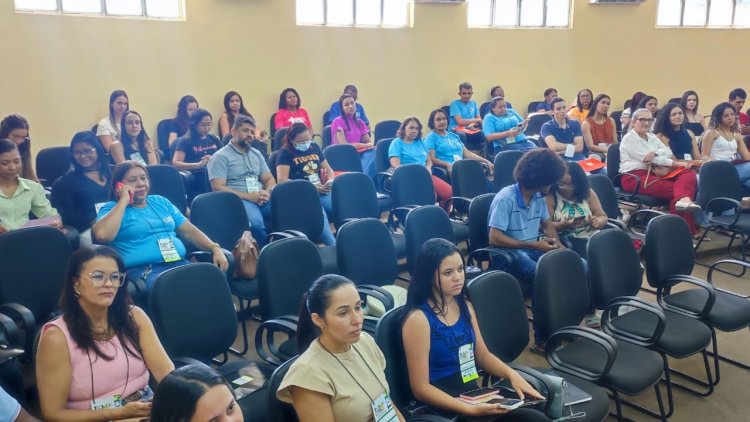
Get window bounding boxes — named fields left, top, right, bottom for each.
left=657, top=0, right=750, bottom=27
left=296, top=0, right=411, bottom=27
left=468, top=0, right=572, bottom=28
left=14, top=0, right=183, bottom=19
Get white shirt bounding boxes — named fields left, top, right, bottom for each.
left=96, top=117, right=120, bottom=142
left=707, top=129, right=738, bottom=162
left=619, top=129, right=674, bottom=174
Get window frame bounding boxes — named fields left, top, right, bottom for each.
left=468, top=0, right=572, bottom=29
left=14, top=0, right=184, bottom=20
left=296, top=0, right=412, bottom=28
left=657, top=0, right=750, bottom=28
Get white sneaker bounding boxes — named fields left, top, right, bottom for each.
left=675, top=199, right=701, bottom=213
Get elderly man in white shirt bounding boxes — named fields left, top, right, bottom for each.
left=619, top=108, right=700, bottom=235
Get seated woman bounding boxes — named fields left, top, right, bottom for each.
left=541, top=98, right=586, bottom=161
left=482, top=96, right=536, bottom=156
left=700, top=102, right=750, bottom=189
left=0, top=139, right=62, bottom=234
left=426, top=108, right=494, bottom=178
left=51, top=131, right=110, bottom=247
left=277, top=274, right=406, bottom=422
left=92, top=161, right=228, bottom=293
left=620, top=108, right=699, bottom=235
left=36, top=246, right=174, bottom=421
left=110, top=110, right=158, bottom=166
left=96, top=90, right=129, bottom=153
left=327, top=84, right=370, bottom=126
left=0, top=114, right=37, bottom=181
left=152, top=364, right=243, bottom=422
left=274, top=88, right=313, bottom=132
left=167, top=95, right=199, bottom=148
left=681, top=90, right=705, bottom=138
left=582, top=94, right=618, bottom=156
left=567, top=89, right=593, bottom=124
left=402, top=239, right=549, bottom=421
left=219, top=91, right=255, bottom=139
left=389, top=117, right=453, bottom=210
left=172, top=109, right=223, bottom=198
left=276, top=123, right=337, bottom=246
left=654, top=103, right=705, bottom=163
left=480, top=85, right=512, bottom=117
left=330, top=94, right=377, bottom=179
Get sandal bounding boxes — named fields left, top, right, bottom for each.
left=675, top=199, right=702, bottom=213
left=529, top=343, right=546, bottom=356
left=584, top=313, right=601, bottom=329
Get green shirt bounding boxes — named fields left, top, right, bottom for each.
left=0, top=177, right=58, bottom=230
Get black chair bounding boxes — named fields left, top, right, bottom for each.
left=467, top=271, right=610, bottom=422
left=145, top=164, right=189, bottom=214
left=606, top=143, right=668, bottom=210
left=404, top=205, right=455, bottom=275
left=321, top=124, right=333, bottom=148
left=535, top=249, right=668, bottom=421
left=265, top=356, right=299, bottom=422
left=0, top=227, right=71, bottom=360
left=269, top=112, right=277, bottom=137
left=273, top=127, right=288, bottom=152
left=479, top=101, right=491, bottom=118
left=588, top=173, right=664, bottom=235
left=268, top=150, right=281, bottom=180
left=610, top=111, right=623, bottom=140
left=493, top=150, right=524, bottom=191
left=374, top=120, right=400, bottom=142
left=323, top=110, right=330, bottom=127
left=450, top=159, right=491, bottom=201
left=324, top=144, right=363, bottom=173
left=527, top=101, right=545, bottom=114
left=375, top=137, right=395, bottom=193
left=524, top=113, right=552, bottom=144
left=190, top=192, right=259, bottom=355
left=156, top=118, right=173, bottom=162
left=588, top=229, right=715, bottom=417
left=270, top=180, right=337, bottom=274
left=644, top=214, right=750, bottom=373
left=36, top=147, right=71, bottom=188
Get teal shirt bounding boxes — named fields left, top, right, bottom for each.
left=388, top=138, right=429, bottom=166
left=425, top=131, right=464, bottom=164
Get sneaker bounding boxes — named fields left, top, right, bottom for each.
left=584, top=313, right=601, bottom=329
left=675, top=199, right=702, bottom=213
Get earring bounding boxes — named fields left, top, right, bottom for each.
left=74, top=290, right=81, bottom=298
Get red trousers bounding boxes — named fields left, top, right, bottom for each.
left=432, top=175, right=453, bottom=211
left=622, top=169, right=698, bottom=234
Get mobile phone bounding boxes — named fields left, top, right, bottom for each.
left=516, top=123, right=524, bottom=129
left=573, top=216, right=586, bottom=223
left=487, top=398, right=524, bottom=410
left=459, top=387, right=499, bottom=401
left=115, top=182, right=134, bottom=204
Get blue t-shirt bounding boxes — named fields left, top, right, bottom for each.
left=327, top=102, right=369, bottom=126
left=425, top=131, right=464, bottom=164
left=449, top=99, right=479, bottom=129
left=482, top=110, right=531, bottom=149
left=488, top=183, right=548, bottom=242
left=536, top=101, right=552, bottom=112
left=388, top=138, right=429, bottom=166
left=419, top=301, right=476, bottom=383
left=97, top=195, right=188, bottom=268
left=540, top=118, right=587, bottom=160
left=0, top=386, right=20, bottom=422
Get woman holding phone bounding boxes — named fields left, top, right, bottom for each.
left=482, top=97, right=536, bottom=156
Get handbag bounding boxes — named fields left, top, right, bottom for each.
left=232, top=231, right=260, bottom=279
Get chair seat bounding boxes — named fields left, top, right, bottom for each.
left=377, top=195, right=393, bottom=213
left=318, top=245, right=339, bottom=274
left=630, top=194, right=668, bottom=207
left=391, top=232, right=406, bottom=258
left=555, top=337, right=663, bottom=395
left=451, top=221, right=470, bottom=242
left=540, top=370, right=611, bottom=422
left=216, top=359, right=275, bottom=393
left=278, top=338, right=298, bottom=360
left=665, top=289, right=750, bottom=332
left=612, top=309, right=712, bottom=358
left=710, top=214, right=750, bottom=233
left=228, top=278, right=259, bottom=300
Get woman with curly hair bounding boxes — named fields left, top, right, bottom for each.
left=700, top=102, right=750, bottom=188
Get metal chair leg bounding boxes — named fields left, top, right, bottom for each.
left=706, top=327, right=750, bottom=372
left=617, top=382, right=668, bottom=421
left=229, top=298, right=249, bottom=356
left=667, top=349, right=715, bottom=397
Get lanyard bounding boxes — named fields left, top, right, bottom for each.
left=87, top=339, right=130, bottom=407
left=318, top=339, right=388, bottom=402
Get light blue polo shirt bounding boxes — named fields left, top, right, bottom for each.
left=449, top=99, right=479, bottom=129
left=425, top=131, right=464, bottom=164
left=388, top=138, right=429, bottom=165
left=488, top=183, right=548, bottom=242
left=482, top=110, right=536, bottom=151
left=0, top=386, right=20, bottom=421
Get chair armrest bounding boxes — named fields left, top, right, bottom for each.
left=545, top=326, right=617, bottom=383
left=265, top=230, right=308, bottom=244
left=0, top=312, right=20, bottom=348
left=602, top=296, right=665, bottom=347
left=658, top=275, right=717, bottom=319
left=705, top=197, right=742, bottom=224
left=388, top=206, right=417, bottom=232
left=187, top=248, right=235, bottom=276
left=172, top=356, right=206, bottom=367
left=449, top=197, right=472, bottom=222
left=707, top=259, right=750, bottom=298
left=612, top=172, right=642, bottom=199
left=357, top=285, right=395, bottom=312
left=606, top=218, right=628, bottom=232
left=376, top=171, right=394, bottom=194
left=467, top=247, right=516, bottom=271
left=505, top=364, right=557, bottom=416
left=0, top=303, right=36, bottom=356
left=627, top=209, right=666, bottom=235
left=254, top=317, right=298, bottom=366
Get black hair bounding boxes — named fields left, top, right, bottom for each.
left=550, top=97, right=566, bottom=110
left=296, top=274, right=356, bottom=352
left=489, top=85, right=504, bottom=98
left=637, top=95, right=658, bottom=109
left=397, top=117, right=423, bottom=140
left=629, top=92, right=647, bottom=114
left=514, top=149, right=566, bottom=190
left=427, top=108, right=449, bottom=130
left=680, top=90, right=700, bottom=114
left=729, top=88, right=747, bottom=101
left=575, top=89, right=593, bottom=112
left=107, top=90, right=129, bottom=138
left=586, top=94, right=611, bottom=119
left=459, top=82, right=473, bottom=91
left=489, top=96, right=506, bottom=116
left=653, top=103, right=685, bottom=138
left=174, top=95, right=199, bottom=136
left=543, top=88, right=558, bottom=98
left=278, top=88, right=302, bottom=110
left=69, top=131, right=111, bottom=182
left=0, top=114, right=33, bottom=180
left=282, top=122, right=311, bottom=150
left=338, top=94, right=360, bottom=132
left=223, top=91, right=254, bottom=128
left=188, top=109, right=220, bottom=149
left=109, top=160, right=148, bottom=200
left=151, top=364, right=236, bottom=422
left=709, top=102, right=740, bottom=132
left=120, top=110, right=153, bottom=160
left=0, top=138, right=17, bottom=155
left=405, top=239, right=468, bottom=318
left=550, top=161, right=589, bottom=203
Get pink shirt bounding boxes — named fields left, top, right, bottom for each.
left=330, top=116, right=369, bottom=144
left=274, top=108, right=313, bottom=131
left=43, top=317, right=149, bottom=410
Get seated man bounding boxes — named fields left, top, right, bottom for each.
left=1, top=385, right=39, bottom=422
left=325, top=84, right=370, bottom=127
left=488, top=149, right=566, bottom=349
left=541, top=97, right=587, bottom=161
left=729, top=88, right=750, bottom=136
left=208, top=115, right=275, bottom=246
left=534, top=88, right=558, bottom=115
left=449, top=82, right=487, bottom=152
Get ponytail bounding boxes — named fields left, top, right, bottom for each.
left=295, top=274, right=355, bottom=353
left=296, top=291, right=318, bottom=353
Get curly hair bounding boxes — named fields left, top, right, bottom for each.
left=513, top=149, right=566, bottom=190
left=550, top=161, right=589, bottom=203
left=653, top=103, right=685, bottom=137
left=708, top=102, right=739, bottom=132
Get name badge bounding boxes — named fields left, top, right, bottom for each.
left=684, top=153, right=692, bottom=161
left=453, top=154, right=462, bottom=162
left=507, top=136, right=516, bottom=144
left=564, top=144, right=575, bottom=158
left=129, top=152, right=147, bottom=166
left=91, top=394, right=123, bottom=410
left=158, top=237, right=181, bottom=263
left=458, top=343, right=479, bottom=383
left=307, top=173, right=321, bottom=184
left=372, top=392, right=398, bottom=422
left=94, top=202, right=106, bottom=214
left=245, top=176, right=261, bottom=192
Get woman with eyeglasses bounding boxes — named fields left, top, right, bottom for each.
left=172, top=109, right=223, bottom=198
left=0, top=114, right=37, bottom=182
left=51, top=131, right=111, bottom=247
left=567, top=89, right=593, bottom=124
left=36, top=246, right=174, bottom=422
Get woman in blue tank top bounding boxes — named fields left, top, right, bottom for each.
left=402, top=239, right=549, bottom=421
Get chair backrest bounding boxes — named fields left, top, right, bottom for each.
left=610, top=111, right=623, bottom=137
left=330, top=172, right=379, bottom=229
left=268, top=150, right=281, bottom=180
left=269, top=112, right=277, bottom=137
left=698, top=160, right=743, bottom=212
left=375, top=138, right=394, bottom=173
left=451, top=159, right=489, bottom=200
left=322, top=124, right=333, bottom=149
left=606, top=143, right=622, bottom=187
left=374, top=120, right=400, bottom=142
left=525, top=113, right=551, bottom=138
left=534, top=249, right=589, bottom=343
left=527, top=101, right=544, bottom=114
left=190, top=192, right=249, bottom=250
left=150, top=263, right=238, bottom=361
left=273, top=127, right=288, bottom=152
left=644, top=214, right=695, bottom=289
left=266, top=356, right=300, bottom=422
left=374, top=306, right=415, bottom=409
left=587, top=229, right=642, bottom=309
left=391, top=164, right=435, bottom=208
left=257, top=237, right=323, bottom=320
left=156, top=118, right=173, bottom=161
left=480, top=101, right=491, bottom=118
left=0, top=227, right=71, bottom=320
left=467, top=193, right=495, bottom=252
left=324, top=144, right=363, bottom=173
left=271, top=180, right=325, bottom=241
left=467, top=271, right=529, bottom=362
left=336, top=218, right=398, bottom=288
left=146, top=165, right=188, bottom=214
left=36, top=147, right=72, bottom=188
left=588, top=174, right=620, bottom=219
left=440, top=105, right=450, bottom=116
left=323, top=111, right=330, bottom=127
left=493, top=150, right=523, bottom=191
left=405, top=205, right=455, bottom=274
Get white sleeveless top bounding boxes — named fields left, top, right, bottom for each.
left=709, top=129, right=738, bottom=162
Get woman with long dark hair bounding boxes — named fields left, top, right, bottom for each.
left=219, top=91, right=254, bottom=139
left=581, top=94, right=618, bottom=155
left=277, top=275, right=406, bottom=422
left=96, top=90, right=129, bottom=152
left=110, top=110, right=158, bottom=165
left=0, top=114, right=37, bottom=181
left=567, top=88, right=593, bottom=124
left=680, top=90, right=705, bottom=137
left=274, top=88, right=313, bottom=131
left=402, top=239, right=548, bottom=421
left=167, top=95, right=199, bottom=147
left=700, top=102, right=750, bottom=188
left=36, top=246, right=174, bottom=421
left=654, top=103, right=704, bottom=163
left=428, top=108, right=494, bottom=176
left=172, top=108, right=223, bottom=198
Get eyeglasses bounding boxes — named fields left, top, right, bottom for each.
left=73, top=148, right=96, bottom=157
left=81, top=271, right=126, bottom=288
left=636, top=118, right=655, bottom=124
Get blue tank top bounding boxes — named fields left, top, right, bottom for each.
left=666, top=129, right=693, bottom=160
left=418, top=300, right=476, bottom=383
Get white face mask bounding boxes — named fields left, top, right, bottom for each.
left=294, top=141, right=312, bottom=152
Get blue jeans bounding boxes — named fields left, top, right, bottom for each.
left=360, top=149, right=377, bottom=181
left=127, top=259, right=191, bottom=309
left=320, top=192, right=333, bottom=219
left=735, top=162, right=750, bottom=188
left=242, top=199, right=272, bottom=247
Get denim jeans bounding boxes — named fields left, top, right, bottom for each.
left=242, top=199, right=272, bottom=247
left=735, top=162, right=750, bottom=188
